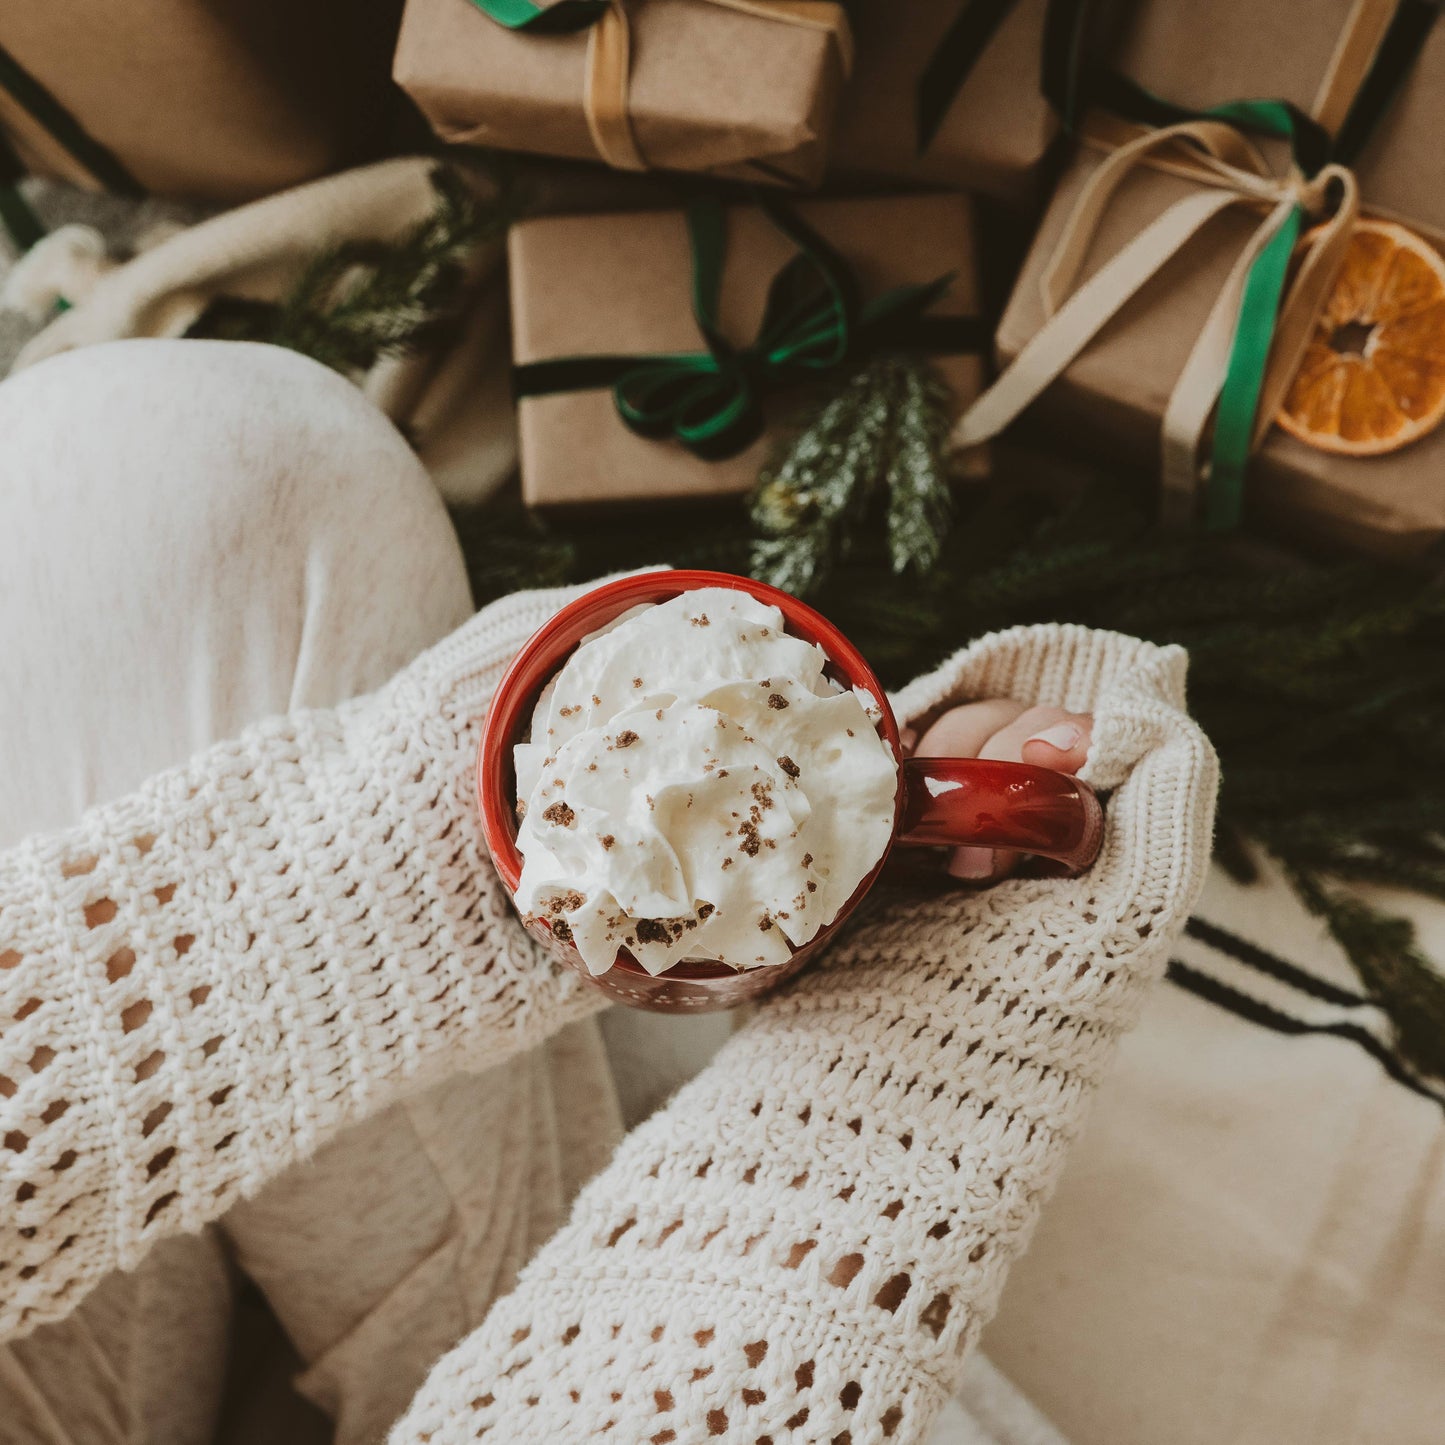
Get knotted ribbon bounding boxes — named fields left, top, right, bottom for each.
left=513, top=195, right=982, bottom=461
left=468, top=0, right=852, bottom=173
left=950, top=111, right=1360, bottom=528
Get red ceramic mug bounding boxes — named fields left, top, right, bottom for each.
left=478, top=570, right=1103, bottom=1013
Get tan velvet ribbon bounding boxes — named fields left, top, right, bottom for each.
left=1311, top=0, right=1399, bottom=137
left=582, top=0, right=853, bottom=173
left=948, top=119, right=1359, bottom=522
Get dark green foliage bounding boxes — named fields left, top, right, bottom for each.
left=750, top=356, right=954, bottom=595
left=450, top=494, right=578, bottom=605
left=187, top=166, right=511, bottom=374
left=1289, top=869, right=1445, bottom=1081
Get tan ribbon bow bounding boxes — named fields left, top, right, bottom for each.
left=584, top=0, right=853, bottom=172
left=949, top=118, right=1359, bottom=524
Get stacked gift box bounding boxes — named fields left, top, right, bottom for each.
left=7, top=0, right=1445, bottom=562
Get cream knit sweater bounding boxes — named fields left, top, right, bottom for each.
left=0, top=581, right=1217, bottom=1443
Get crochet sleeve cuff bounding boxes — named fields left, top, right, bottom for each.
left=392, top=623, right=1220, bottom=1445
left=0, top=582, right=611, bottom=1340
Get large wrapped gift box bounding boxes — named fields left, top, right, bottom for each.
left=828, top=0, right=1061, bottom=206
left=395, top=0, right=849, bottom=188
left=509, top=192, right=985, bottom=508
left=995, top=143, right=1445, bottom=560
left=0, top=0, right=401, bottom=203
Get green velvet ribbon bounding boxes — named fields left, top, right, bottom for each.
left=513, top=195, right=982, bottom=461
left=1200, top=99, right=1318, bottom=531
left=465, top=0, right=610, bottom=33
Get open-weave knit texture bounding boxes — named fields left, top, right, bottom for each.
left=0, top=583, right=1217, bottom=1444
left=0, top=583, right=612, bottom=1341
left=390, top=622, right=1218, bottom=1445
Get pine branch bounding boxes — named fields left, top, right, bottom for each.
left=1289, top=868, right=1445, bottom=1081
left=885, top=360, right=954, bottom=576
left=750, top=356, right=954, bottom=595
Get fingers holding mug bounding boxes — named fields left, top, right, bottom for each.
left=912, top=703, right=1095, bottom=885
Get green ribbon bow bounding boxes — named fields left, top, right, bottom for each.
left=513, top=195, right=982, bottom=461
left=466, top=0, right=610, bottom=32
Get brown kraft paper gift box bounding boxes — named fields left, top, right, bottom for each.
left=1106, top=0, right=1445, bottom=231
left=394, top=0, right=847, bottom=188
left=1108, top=0, right=1372, bottom=121
left=0, top=0, right=402, bottom=203
left=828, top=0, right=1060, bottom=207
left=510, top=192, right=985, bottom=508
left=995, top=145, right=1445, bottom=560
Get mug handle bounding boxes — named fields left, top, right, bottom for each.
left=898, top=758, right=1104, bottom=876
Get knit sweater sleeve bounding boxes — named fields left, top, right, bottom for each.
left=0, top=582, right=611, bottom=1342
left=391, top=623, right=1219, bottom=1445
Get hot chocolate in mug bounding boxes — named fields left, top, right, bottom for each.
left=478, top=570, right=1103, bottom=1013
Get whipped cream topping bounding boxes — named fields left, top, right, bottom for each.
left=512, top=587, right=898, bottom=975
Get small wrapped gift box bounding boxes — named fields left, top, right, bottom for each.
left=827, top=0, right=1064, bottom=207
left=0, top=0, right=401, bottom=203
left=508, top=192, right=986, bottom=508
left=395, top=0, right=851, bottom=188
left=988, top=136, right=1445, bottom=560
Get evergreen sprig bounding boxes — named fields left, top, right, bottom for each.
left=750, top=356, right=953, bottom=595
left=188, top=165, right=511, bottom=374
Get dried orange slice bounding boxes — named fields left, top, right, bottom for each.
left=1278, top=218, right=1445, bottom=456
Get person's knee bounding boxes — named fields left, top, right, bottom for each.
left=1, top=337, right=467, bottom=619
left=1, top=338, right=434, bottom=536
left=0, top=338, right=472, bottom=709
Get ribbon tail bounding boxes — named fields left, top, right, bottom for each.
left=1040, top=0, right=1095, bottom=131
left=949, top=187, right=1239, bottom=451
left=916, top=0, right=1017, bottom=153
left=1204, top=204, right=1303, bottom=531
left=1159, top=195, right=1298, bottom=529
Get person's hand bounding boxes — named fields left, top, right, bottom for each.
left=904, top=701, right=1095, bottom=884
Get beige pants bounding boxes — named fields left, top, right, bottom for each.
left=0, top=339, right=625, bottom=1445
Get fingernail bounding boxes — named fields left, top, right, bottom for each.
left=1026, top=721, right=1084, bottom=755
left=948, top=846, right=997, bottom=881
